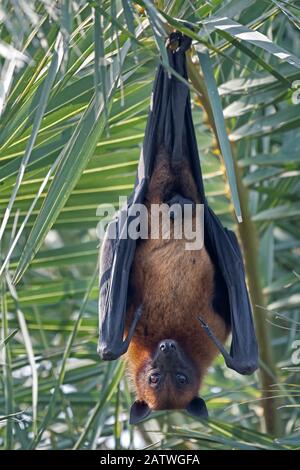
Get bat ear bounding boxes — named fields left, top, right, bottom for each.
left=186, top=396, right=209, bottom=420
left=129, top=400, right=151, bottom=425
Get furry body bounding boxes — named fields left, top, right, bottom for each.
left=125, top=147, right=229, bottom=411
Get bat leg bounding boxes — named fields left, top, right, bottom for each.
left=166, top=193, right=195, bottom=220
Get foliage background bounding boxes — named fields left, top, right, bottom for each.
left=0, top=0, right=300, bottom=450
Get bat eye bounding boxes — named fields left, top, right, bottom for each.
left=149, top=373, right=161, bottom=385
left=176, top=373, right=188, bottom=385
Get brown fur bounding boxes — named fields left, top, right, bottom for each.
left=125, top=147, right=229, bottom=410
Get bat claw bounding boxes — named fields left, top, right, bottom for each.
left=98, top=345, right=120, bottom=361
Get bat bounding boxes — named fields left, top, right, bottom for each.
left=98, top=32, right=258, bottom=424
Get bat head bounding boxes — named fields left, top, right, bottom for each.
left=129, top=339, right=208, bottom=424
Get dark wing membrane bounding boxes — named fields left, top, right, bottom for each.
left=200, top=210, right=258, bottom=374
left=98, top=187, right=146, bottom=360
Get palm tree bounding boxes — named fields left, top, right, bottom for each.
left=0, top=0, right=300, bottom=450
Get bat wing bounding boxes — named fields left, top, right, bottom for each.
left=200, top=209, right=258, bottom=375
left=98, top=186, right=145, bottom=360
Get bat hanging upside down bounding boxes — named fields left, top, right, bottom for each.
left=124, top=146, right=231, bottom=424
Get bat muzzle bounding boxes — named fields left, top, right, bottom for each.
left=159, top=340, right=177, bottom=353
left=155, top=339, right=179, bottom=371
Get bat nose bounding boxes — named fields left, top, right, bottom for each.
left=159, top=340, right=176, bottom=353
